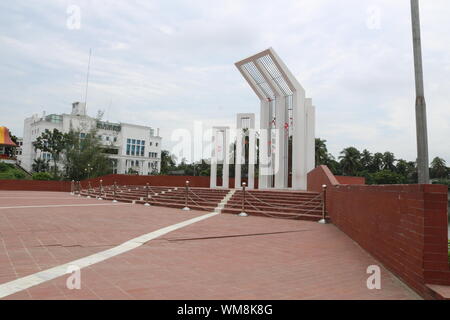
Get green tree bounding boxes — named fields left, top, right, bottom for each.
left=33, top=128, right=66, bottom=177
left=430, top=157, right=448, bottom=179
left=382, top=152, right=396, bottom=171
left=31, top=158, right=50, bottom=173
left=160, top=150, right=177, bottom=174
left=406, top=161, right=418, bottom=183
left=63, top=128, right=112, bottom=181
left=339, top=147, right=361, bottom=176
left=369, top=170, right=407, bottom=185
left=360, top=149, right=373, bottom=171
left=395, top=159, right=409, bottom=176
left=315, top=138, right=329, bottom=167
left=370, top=152, right=384, bottom=173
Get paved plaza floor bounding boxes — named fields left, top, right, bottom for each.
left=0, top=191, right=421, bottom=300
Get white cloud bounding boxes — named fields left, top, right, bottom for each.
left=1, top=0, right=449, bottom=164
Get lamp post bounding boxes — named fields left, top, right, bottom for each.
left=318, top=184, right=328, bottom=224
left=98, top=179, right=103, bottom=200
left=112, top=181, right=118, bottom=203
left=144, top=183, right=151, bottom=206
left=182, top=180, right=191, bottom=211
left=87, top=182, right=92, bottom=198
left=410, top=0, right=430, bottom=184
left=85, top=163, right=92, bottom=180
left=238, top=182, right=248, bottom=217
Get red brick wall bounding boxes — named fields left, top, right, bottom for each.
left=80, top=174, right=236, bottom=189
left=307, top=166, right=450, bottom=298
left=335, top=175, right=366, bottom=185
left=0, top=175, right=257, bottom=192
left=0, top=180, right=71, bottom=192
left=307, top=165, right=339, bottom=192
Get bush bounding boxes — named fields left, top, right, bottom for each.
left=0, top=162, right=14, bottom=172
left=432, top=179, right=450, bottom=190
left=32, top=172, right=53, bottom=180
left=0, top=171, right=17, bottom=180
left=369, top=170, right=407, bottom=185
left=13, top=170, right=26, bottom=179
left=0, top=165, right=27, bottom=180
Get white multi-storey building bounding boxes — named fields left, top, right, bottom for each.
left=19, top=102, right=162, bottom=175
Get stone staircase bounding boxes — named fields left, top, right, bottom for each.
left=80, top=185, right=231, bottom=213
left=221, top=189, right=323, bottom=221
left=79, top=185, right=324, bottom=221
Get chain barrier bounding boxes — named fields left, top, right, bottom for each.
left=244, top=190, right=323, bottom=210
left=244, top=198, right=323, bottom=220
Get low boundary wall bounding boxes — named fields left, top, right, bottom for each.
left=308, top=165, right=450, bottom=299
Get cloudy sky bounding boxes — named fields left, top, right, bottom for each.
left=1, top=0, right=449, bottom=163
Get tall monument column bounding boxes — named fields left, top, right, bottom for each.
left=210, top=127, right=230, bottom=189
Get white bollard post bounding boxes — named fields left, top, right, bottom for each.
left=182, top=181, right=191, bottom=211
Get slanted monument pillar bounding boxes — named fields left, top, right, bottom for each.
left=235, top=48, right=315, bottom=190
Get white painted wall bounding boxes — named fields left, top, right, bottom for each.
left=20, top=104, right=162, bottom=175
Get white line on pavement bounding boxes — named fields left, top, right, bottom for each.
left=0, top=203, right=130, bottom=210
left=0, top=211, right=219, bottom=298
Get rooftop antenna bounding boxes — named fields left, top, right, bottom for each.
left=84, top=48, right=92, bottom=112
left=107, top=98, right=112, bottom=122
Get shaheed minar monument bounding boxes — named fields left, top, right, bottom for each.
left=210, top=48, right=315, bottom=190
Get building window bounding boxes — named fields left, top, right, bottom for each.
left=149, top=142, right=152, bottom=146
left=156, top=143, right=159, bottom=147
left=114, top=137, right=117, bottom=142
left=126, top=138, right=146, bottom=157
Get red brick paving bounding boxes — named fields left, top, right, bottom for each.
left=0, top=191, right=204, bottom=285
left=0, top=191, right=421, bottom=300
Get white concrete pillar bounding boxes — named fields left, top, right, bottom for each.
left=222, top=128, right=230, bottom=189
left=292, top=91, right=307, bottom=190
left=234, top=129, right=243, bottom=189
left=259, top=100, right=270, bottom=189
left=274, top=98, right=288, bottom=189
left=248, top=128, right=256, bottom=189
left=210, top=130, right=217, bottom=188
left=306, top=98, right=316, bottom=174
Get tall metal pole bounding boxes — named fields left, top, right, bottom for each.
left=411, top=0, right=429, bottom=184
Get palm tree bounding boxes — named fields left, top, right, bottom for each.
left=360, top=149, right=373, bottom=170
left=315, top=138, right=329, bottom=167
left=371, top=152, right=384, bottom=173
left=382, top=152, right=396, bottom=171
left=430, top=157, right=448, bottom=179
left=339, top=147, right=361, bottom=176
